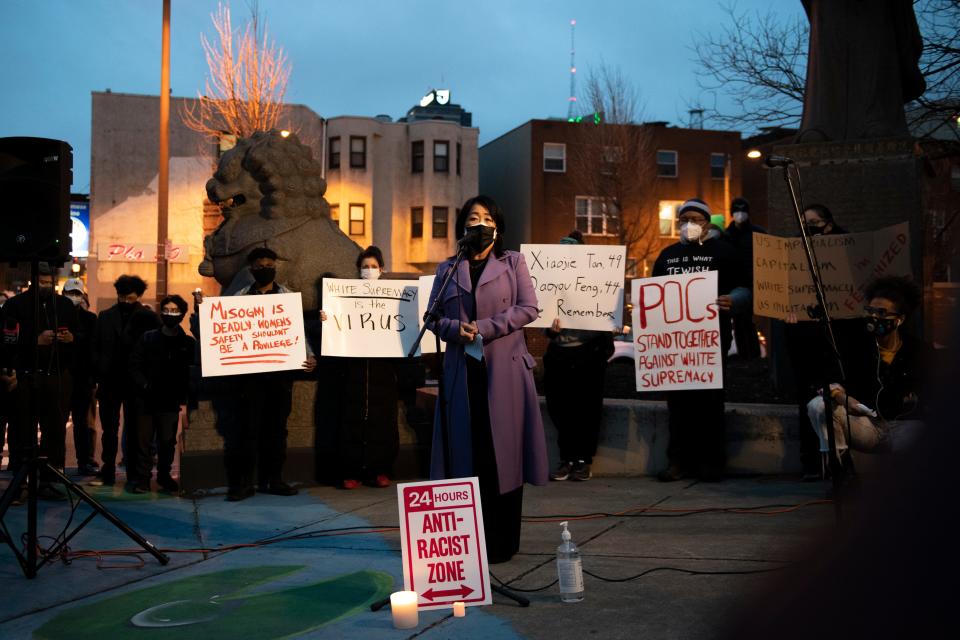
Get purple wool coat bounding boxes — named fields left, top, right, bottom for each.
left=427, top=250, right=549, bottom=493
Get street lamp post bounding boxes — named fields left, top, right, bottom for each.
left=156, top=0, right=171, bottom=299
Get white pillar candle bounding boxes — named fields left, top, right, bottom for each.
left=453, top=601, right=466, bottom=617
left=391, top=591, right=419, bottom=629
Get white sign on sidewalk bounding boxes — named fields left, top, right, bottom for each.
left=521, top=243, right=625, bottom=331
left=397, top=478, right=491, bottom=609
left=199, top=292, right=307, bottom=377
left=631, top=271, right=723, bottom=391
left=320, top=278, right=421, bottom=357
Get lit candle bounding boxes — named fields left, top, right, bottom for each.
left=453, top=601, right=466, bottom=617
left=390, top=591, right=418, bottom=629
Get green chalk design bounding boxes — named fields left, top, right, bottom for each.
left=34, top=566, right=393, bottom=640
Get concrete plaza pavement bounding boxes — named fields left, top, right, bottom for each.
left=0, top=471, right=836, bottom=639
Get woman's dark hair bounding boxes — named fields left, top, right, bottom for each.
left=864, top=275, right=921, bottom=316
left=113, top=275, right=147, bottom=296
left=567, top=229, right=584, bottom=244
left=159, top=294, right=188, bottom=314
left=356, top=245, right=384, bottom=270
left=803, top=203, right=834, bottom=223
left=455, top=195, right=506, bottom=257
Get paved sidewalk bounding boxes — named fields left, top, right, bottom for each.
left=0, top=473, right=834, bottom=639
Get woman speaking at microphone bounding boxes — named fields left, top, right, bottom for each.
left=426, top=195, right=547, bottom=564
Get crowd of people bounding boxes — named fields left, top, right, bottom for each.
left=0, top=193, right=931, bottom=565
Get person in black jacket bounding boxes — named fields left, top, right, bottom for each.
left=544, top=231, right=617, bottom=483
left=62, top=278, right=99, bottom=475
left=806, top=275, right=928, bottom=465
left=1, top=264, right=78, bottom=500
left=90, top=275, right=160, bottom=488
left=724, top=197, right=765, bottom=359
left=129, top=295, right=195, bottom=494
left=653, top=199, right=751, bottom=482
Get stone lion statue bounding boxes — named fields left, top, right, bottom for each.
left=199, top=130, right=360, bottom=309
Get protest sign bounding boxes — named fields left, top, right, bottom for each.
left=417, top=275, right=445, bottom=354
left=521, top=243, right=626, bottom=331
left=320, top=278, right=421, bottom=357
left=397, top=478, right=491, bottom=609
left=631, top=272, right=723, bottom=391
left=199, top=292, right=307, bottom=377
left=753, top=223, right=910, bottom=320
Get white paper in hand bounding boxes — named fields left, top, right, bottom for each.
left=465, top=334, right=484, bottom=361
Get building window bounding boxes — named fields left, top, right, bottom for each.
left=456, top=142, right=461, bottom=175
left=329, top=137, right=341, bottom=169
left=349, top=136, right=366, bottom=169
left=434, top=141, right=449, bottom=173
left=329, top=203, right=339, bottom=222
left=657, top=150, right=677, bottom=177
left=710, top=153, right=727, bottom=180
left=349, top=203, right=365, bottom=235
left=575, top=197, right=619, bottom=236
left=543, top=143, right=566, bottom=172
left=411, top=207, right=423, bottom=238
left=658, top=200, right=684, bottom=236
left=432, top=206, right=449, bottom=238
left=412, top=141, right=424, bottom=173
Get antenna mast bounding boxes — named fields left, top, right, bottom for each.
left=567, top=19, right=577, bottom=121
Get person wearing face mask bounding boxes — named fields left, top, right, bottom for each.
left=426, top=195, right=547, bottom=564
left=90, top=275, right=160, bottom=489
left=652, top=198, right=751, bottom=482
left=316, top=246, right=400, bottom=489
left=0, top=263, right=78, bottom=501
left=723, top=197, right=766, bottom=360
left=806, top=276, right=929, bottom=469
left=207, top=247, right=317, bottom=501
left=782, top=203, right=858, bottom=480
left=126, top=295, right=195, bottom=493
left=62, top=278, right=99, bottom=476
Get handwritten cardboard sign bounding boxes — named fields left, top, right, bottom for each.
left=97, top=242, right=189, bottom=263
left=199, top=292, right=307, bottom=377
left=631, top=272, right=723, bottom=391
left=521, top=244, right=626, bottom=330
left=398, top=478, right=491, bottom=609
left=320, top=278, right=421, bottom=357
left=753, top=223, right=910, bottom=320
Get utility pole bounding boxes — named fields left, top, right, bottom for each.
left=157, top=0, right=171, bottom=299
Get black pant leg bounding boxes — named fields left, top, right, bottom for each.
left=257, top=377, right=291, bottom=485
left=154, top=411, right=179, bottom=479
left=544, top=350, right=575, bottom=462
left=37, top=373, right=70, bottom=474
left=695, top=388, right=727, bottom=469
left=120, top=389, right=141, bottom=483
left=576, top=355, right=607, bottom=464
left=71, top=382, right=94, bottom=466
left=666, top=391, right=692, bottom=469
left=134, top=400, right=155, bottom=482
left=98, top=385, right=122, bottom=474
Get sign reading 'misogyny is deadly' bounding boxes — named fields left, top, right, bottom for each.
left=397, top=478, right=491, bottom=609
left=521, top=243, right=626, bottom=331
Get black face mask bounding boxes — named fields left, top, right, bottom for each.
left=161, top=313, right=184, bottom=328
left=117, top=300, right=136, bottom=311
left=38, top=285, right=54, bottom=298
left=865, top=316, right=899, bottom=336
left=805, top=224, right=826, bottom=236
left=461, top=224, right=497, bottom=254
left=251, top=266, right=276, bottom=286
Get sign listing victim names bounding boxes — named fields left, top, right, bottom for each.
left=520, top=243, right=626, bottom=331
left=631, top=271, right=723, bottom=391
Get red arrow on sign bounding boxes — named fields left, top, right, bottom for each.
left=421, top=584, right=475, bottom=601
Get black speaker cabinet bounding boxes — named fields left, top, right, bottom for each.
left=0, top=137, right=73, bottom=261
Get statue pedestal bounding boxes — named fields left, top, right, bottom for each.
left=765, top=137, right=924, bottom=392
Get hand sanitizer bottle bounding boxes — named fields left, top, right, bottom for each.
left=557, top=521, right=584, bottom=602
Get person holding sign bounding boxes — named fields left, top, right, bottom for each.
left=317, top=246, right=400, bottom=490
left=544, top=231, right=616, bottom=482
left=200, top=247, right=317, bottom=501
left=653, top=199, right=750, bottom=482
left=426, top=195, right=548, bottom=564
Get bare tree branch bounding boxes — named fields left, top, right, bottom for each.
left=180, top=2, right=291, bottom=144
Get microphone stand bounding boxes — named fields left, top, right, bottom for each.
left=778, top=162, right=845, bottom=521
left=393, top=242, right=529, bottom=609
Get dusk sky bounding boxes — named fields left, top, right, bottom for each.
left=0, top=0, right=803, bottom=192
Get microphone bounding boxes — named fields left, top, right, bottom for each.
left=764, top=155, right=794, bottom=168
